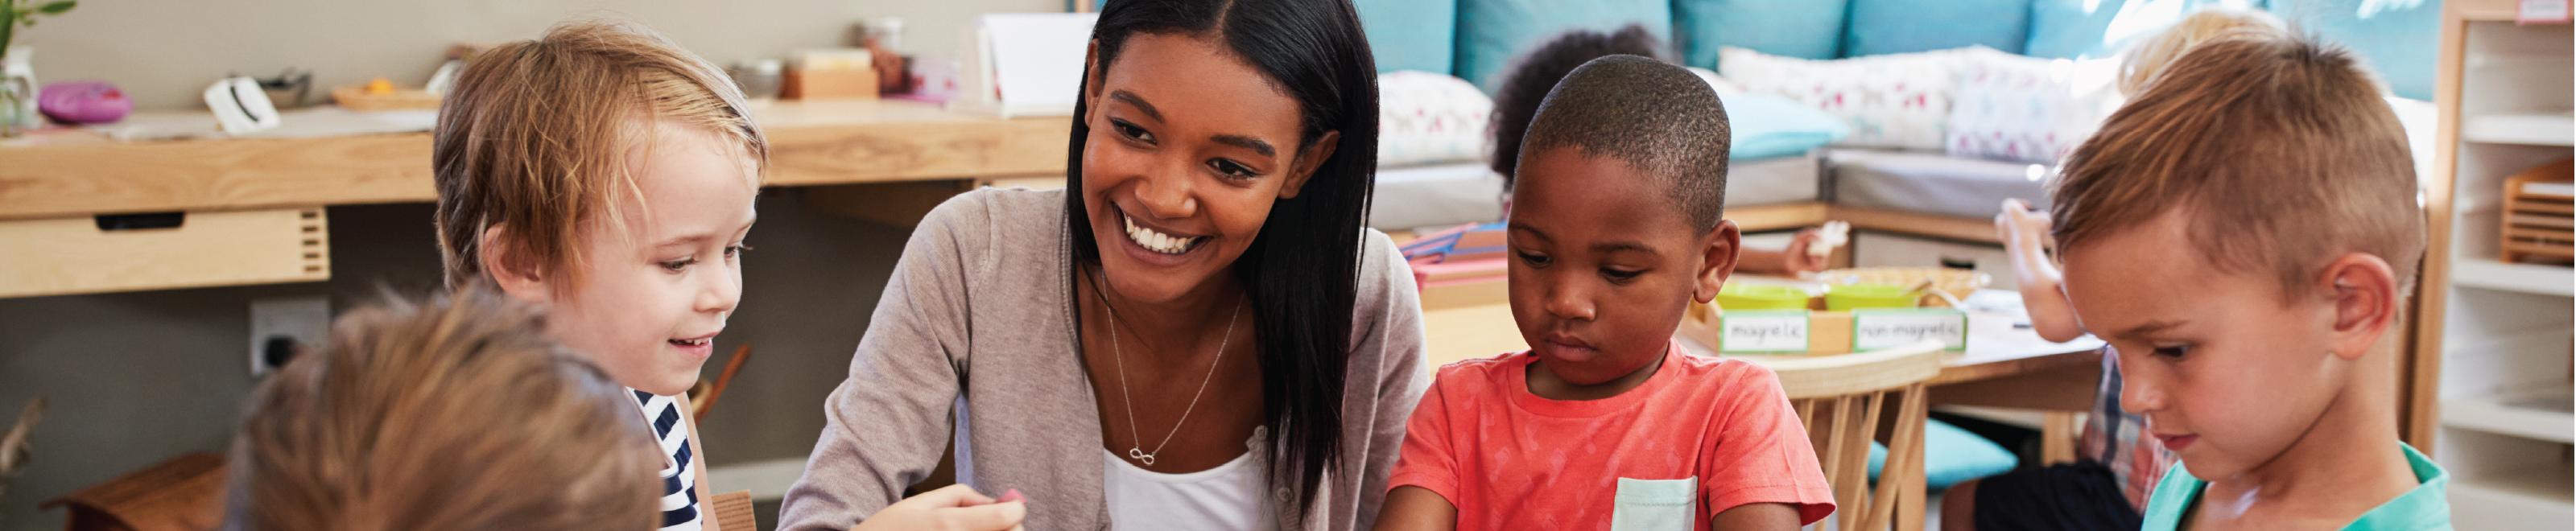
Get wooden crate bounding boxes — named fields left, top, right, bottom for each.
left=0, top=208, right=329, bottom=298
left=2501, top=158, right=2574, bottom=264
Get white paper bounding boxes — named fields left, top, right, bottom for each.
left=1852, top=309, right=1968, bottom=352
left=1719, top=311, right=1810, bottom=353
left=979, top=13, right=1096, bottom=117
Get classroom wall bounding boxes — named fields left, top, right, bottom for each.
left=12, top=0, right=1061, bottom=111
left=1, top=1, right=1058, bottom=528
left=0, top=192, right=919, bottom=530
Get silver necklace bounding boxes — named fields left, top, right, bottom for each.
left=1092, top=273, right=1245, bottom=467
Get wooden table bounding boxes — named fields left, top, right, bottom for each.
left=1418, top=295, right=2104, bottom=530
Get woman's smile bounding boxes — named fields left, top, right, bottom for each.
left=1119, top=204, right=1212, bottom=255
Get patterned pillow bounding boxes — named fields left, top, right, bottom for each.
left=1377, top=71, right=1494, bottom=167
left=1719, top=46, right=1984, bottom=150
left=1946, top=51, right=2120, bottom=164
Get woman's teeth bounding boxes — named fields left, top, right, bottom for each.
left=1123, top=214, right=1199, bottom=254
left=671, top=338, right=709, bottom=347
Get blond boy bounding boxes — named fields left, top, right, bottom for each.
left=2050, top=35, right=2447, bottom=530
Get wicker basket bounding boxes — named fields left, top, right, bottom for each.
left=2501, top=158, right=2573, bottom=264
left=1813, top=267, right=1990, bottom=308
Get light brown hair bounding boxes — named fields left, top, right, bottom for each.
left=223, top=287, right=662, bottom=531
left=2119, top=7, right=2287, bottom=97
left=434, top=19, right=768, bottom=289
left=2052, top=35, right=2424, bottom=299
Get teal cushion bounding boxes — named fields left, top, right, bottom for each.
left=1356, top=0, right=1458, bottom=74
left=1100, top=0, right=1461, bottom=75
left=1675, top=0, right=1852, bottom=71
left=1843, top=0, right=2034, bottom=56
left=2024, top=0, right=2128, bottom=59
left=1454, top=0, right=1673, bottom=92
left=1866, top=418, right=2018, bottom=489
left=2272, top=0, right=2438, bottom=101
left=1719, top=92, right=1851, bottom=160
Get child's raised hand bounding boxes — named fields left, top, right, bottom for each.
left=1994, top=199, right=2052, bottom=253
left=1780, top=227, right=1833, bottom=274
left=852, top=484, right=1027, bottom=531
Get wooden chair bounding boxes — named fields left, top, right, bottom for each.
left=708, top=489, right=758, bottom=531
left=1740, top=340, right=1946, bottom=531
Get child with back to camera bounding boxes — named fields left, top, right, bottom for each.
left=222, top=289, right=664, bottom=531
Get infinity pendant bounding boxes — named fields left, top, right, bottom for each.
left=1129, top=447, right=1155, bottom=466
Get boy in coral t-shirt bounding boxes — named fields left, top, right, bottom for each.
left=1372, top=56, right=1834, bottom=531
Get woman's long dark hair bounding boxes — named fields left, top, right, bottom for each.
left=1067, top=0, right=1379, bottom=517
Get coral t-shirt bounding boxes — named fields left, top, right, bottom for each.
left=1386, top=340, right=1835, bottom=530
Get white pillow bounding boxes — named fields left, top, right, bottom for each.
left=1946, top=51, right=2122, bottom=164
left=1719, top=45, right=1985, bottom=150
left=1377, top=71, right=1492, bottom=167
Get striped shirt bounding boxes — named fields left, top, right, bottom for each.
left=632, top=389, right=703, bottom=531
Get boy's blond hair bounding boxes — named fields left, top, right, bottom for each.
left=2053, top=35, right=2423, bottom=298
left=223, top=288, right=663, bottom=531
left=433, top=19, right=767, bottom=289
left=2118, top=8, right=2288, bottom=96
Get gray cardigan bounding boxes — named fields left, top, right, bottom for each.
left=778, top=187, right=1430, bottom=531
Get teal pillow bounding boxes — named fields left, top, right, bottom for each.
left=1101, top=0, right=1461, bottom=75
left=2272, top=0, right=2438, bottom=101
left=1866, top=418, right=2019, bottom=489
left=2025, top=0, right=2128, bottom=59
left=1356, top=0, right=1457, bottom=74
left=1719, top=92, right=1852, bottom=160
left=1675, top=0, right=1852, bottom=70
left=1454, top=0, right=1673, bottom=92
left=1843, top=0, right=2034, bottom=56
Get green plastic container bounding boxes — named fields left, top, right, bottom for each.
left=1715, top=284, right=1810, bottom=311
left=1824, top=283, right=1918, bottom=311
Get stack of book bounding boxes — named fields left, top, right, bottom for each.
left=1402, top=222, right=1508, bottom=309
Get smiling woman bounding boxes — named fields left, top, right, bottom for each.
left=776, top=2, right=1426, bottom=531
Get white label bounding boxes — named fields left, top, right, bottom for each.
left=1719, top=311, right=1810, bottom=353
left=2521, top=0, right=2571, bottom=23
left=1852, top=309, right=1968, bottom=352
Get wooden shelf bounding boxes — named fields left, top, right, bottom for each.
left=2443, top=391, right=2574, bottom=443
left=2464, top=113, right=2576, bottom=146
left=2451, top=465, right=2575, bottom=531
left=2450, top=257, right=2574, bottom=297
left=0, top=100, right=1071, bottom=220
left=0, top=208, right=330, bottom=298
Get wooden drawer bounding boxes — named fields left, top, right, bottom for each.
left=0, top=208, right=328, bottom=298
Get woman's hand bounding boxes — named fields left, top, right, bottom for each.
left=851, top=484, right=1027, bottom=531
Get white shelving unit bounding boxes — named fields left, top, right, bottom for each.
left=2423, top=5, right=2574, bottom=530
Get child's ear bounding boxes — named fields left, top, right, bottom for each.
left=479, top=224, right=554, bottom=304
left=1278, top=130, right=1340, bottom=200
left=1693, top=220, right=1743, bottom=304
left=2320, top=252, right=2400, bottom=361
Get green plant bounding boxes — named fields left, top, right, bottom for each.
left=0, top=0, right=75, bottom=60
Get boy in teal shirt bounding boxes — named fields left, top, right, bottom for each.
left=2046, top=33, right=2450, bottom=530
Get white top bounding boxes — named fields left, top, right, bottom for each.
left=631, top=389, right=703, bottom=531
left=1102, top=429, right=1277, bottom=531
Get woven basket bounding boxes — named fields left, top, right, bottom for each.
left=1813, top=267, right=1990, bottom=308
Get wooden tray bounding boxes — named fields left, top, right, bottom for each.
left=2502, top=158, right=2574, bottom=264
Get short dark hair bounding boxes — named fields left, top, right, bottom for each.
left=1520, top=55, right=1732, bottom=232
left=1488, top=25, right=1665, bottom=185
